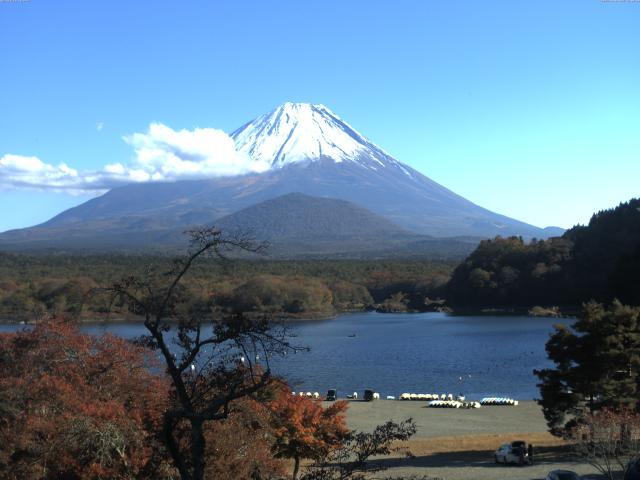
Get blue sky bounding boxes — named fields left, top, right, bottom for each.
left=1, top=0, right=638, bottom=232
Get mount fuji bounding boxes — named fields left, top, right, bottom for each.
left=0, top=102, right=562, bottom=254
left=232, top=102, right=406, bottom=169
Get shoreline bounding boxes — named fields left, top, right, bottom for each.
left=0, top=306, right=579, bottom=325
left=0, top=311, right=342, bottom=325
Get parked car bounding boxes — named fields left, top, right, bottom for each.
left=494, top=440, right=531, bottom=465
left=545, top=470, right=580, bottom=480
left=364, top=389, right=374, bottom=401
left=625, top=459, right=640, bottom=480
left=325, top=389, right=337, bottom=401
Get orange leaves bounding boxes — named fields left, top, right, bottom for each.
left=568, top=408, right=640, bottom=479
left=572, top=408, right=640, bottom=442
left=269, top=390, right=349, bottom=462
left=0, top=320, right=172, bottom=479
left=201, top=397, right=287, bottom=480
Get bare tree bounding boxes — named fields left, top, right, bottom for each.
left=108, top=227, right=297, bottom=480
left=568, top=408, right=640, bottom=480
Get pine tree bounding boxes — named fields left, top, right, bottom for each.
left=535, top=301, right=640, bottom=435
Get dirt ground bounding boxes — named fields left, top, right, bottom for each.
left=330, top=400, right=605, bottom=480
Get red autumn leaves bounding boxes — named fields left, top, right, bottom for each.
left=0, top=321, right=351, bottom=480
left=0, top=320, right=172, bottom=479
left=269, top=390, right=349, bottom=479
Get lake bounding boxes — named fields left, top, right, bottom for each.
left=0, top=312, right=568, bottom=400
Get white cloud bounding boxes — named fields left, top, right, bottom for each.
left=96, top=121, right=104, bottom=132
left=124, top=123, right=269, bottom=179
left=0, top=154, right=86, bottom=193
left=0, top=123, right=271, bottom=193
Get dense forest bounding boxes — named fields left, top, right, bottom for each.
left=0, top=255, right=454, bottom=321
left=446, top=198, right=640, bottom=309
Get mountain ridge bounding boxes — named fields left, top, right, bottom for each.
left=0, top=102, right=564, bottom=251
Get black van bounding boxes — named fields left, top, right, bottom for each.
left=326, top=389, right=337, bottom=401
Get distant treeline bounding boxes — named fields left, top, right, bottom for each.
left=0, top=255, right=454, bottom=320
left=446, top=198, right=640, bottom=309
left=5, top=198, right=637, bottom=319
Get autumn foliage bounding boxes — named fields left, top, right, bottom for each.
left=0, top=320, right=172, bottom=479
left=269, top=391, right=349, bottom=479
left=201, top=397, right=287, bottom=480
left=0, top=321, right=341, bottom=480
left=569, top=408, right=640, bottom=480
left=0, top=319, right=420, bottom=480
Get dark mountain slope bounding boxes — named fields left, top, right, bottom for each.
left=214, top=192, right=408, bottom=240
left=0, top=192, right=481, bottom=259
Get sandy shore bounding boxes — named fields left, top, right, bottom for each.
left=325, top=400, right=603, bottom=480
left=343, top=400, right=550, bottom=438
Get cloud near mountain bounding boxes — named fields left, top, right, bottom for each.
left=0, top=154, right=91, bottom=193
left=122, top=123, right=270, bottom=180
left=0, top=123, right=269, bottom=193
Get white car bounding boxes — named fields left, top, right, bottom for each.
left=494, top=441, right=531, bottom=465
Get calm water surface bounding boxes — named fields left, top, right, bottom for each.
left=0, top=312, right=569, bottom=400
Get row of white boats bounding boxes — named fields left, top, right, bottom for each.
left=291, top=391, right=519, bottom=408
left=480, top=397, right=519, bottom=406
left=401, top=393, right=519, bottom=408
left=428, top=400, right=482, bottom=409
left=399, top=393, right=463, bottom=401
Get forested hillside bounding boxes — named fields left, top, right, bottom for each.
left=0, top=254, right=453, bottom=320
left=446, top=198, right=640, bottom=308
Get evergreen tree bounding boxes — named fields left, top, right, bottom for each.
left=535, top=301, right=640, bottom=435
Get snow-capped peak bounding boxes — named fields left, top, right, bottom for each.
left=231, top=102, right=387, bottom=168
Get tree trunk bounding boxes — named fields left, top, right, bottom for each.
left=163, top=413, right=190, bottom=480
left=191, top=419, right=206, bottom=480
left=292, top=455, right=300, bottom=480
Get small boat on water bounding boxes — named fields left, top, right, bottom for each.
left=347, top=334, right=356, bottom=338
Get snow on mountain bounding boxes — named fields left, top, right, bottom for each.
left=232, top=102, right=401, bottom=171
left=0, top=102, right=563, bottom=248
